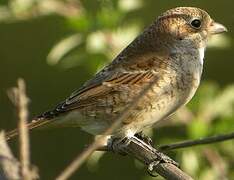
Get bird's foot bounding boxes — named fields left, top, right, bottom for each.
left=108, top=135, right=179, bottom=177
left=155, top=151, right=179, bottom=167
left=108, top=137, right=132, bottom=155
left=135, top=132, right=153, bottom=146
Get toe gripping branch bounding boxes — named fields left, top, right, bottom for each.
left=107, top=135, right=193, bottom=180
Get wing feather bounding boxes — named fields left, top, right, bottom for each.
left=38, top=52, right=168, bottom=119
left=39, top=70, right=156, bottom=119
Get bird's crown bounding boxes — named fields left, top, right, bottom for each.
left=153, top=7, right=227, bottom=48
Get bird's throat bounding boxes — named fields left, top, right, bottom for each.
left=198, top=47, right=205, bottom=65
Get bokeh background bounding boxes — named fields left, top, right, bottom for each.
left=0, top=0, right=234, bottom=179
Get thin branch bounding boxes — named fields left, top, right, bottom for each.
left=0, top=131, right=39, bottom=180
left=9, top=79, right=34, bottom=180
left=56, top=76, right=160, bottom=180
left=0, top=131, right=20, bottom=180
left=17, top=79, right=30, bottom=180
left=159, top=131, right=234, bottom=151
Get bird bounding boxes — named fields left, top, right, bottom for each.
left=6, top=7, right=227, bottom=144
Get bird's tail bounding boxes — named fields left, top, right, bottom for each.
left=6, top=119, right=53, bottom=140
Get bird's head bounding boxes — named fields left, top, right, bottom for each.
left=155, top=7, right=227, bottom=49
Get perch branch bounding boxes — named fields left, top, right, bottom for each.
left=111, top=136, right=193, bottom=180
left=96, top=130, right=234, bottom=179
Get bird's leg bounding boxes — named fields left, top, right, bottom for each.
left=108, top=136, right=132, bottom=155
left=135, top=132, right=153, bottom=146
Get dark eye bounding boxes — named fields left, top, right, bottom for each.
left=190, top=19, right=202, bottom=29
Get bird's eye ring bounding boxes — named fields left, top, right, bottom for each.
left=190, top=19, right=202, bottom=29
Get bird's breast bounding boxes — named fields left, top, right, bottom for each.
left=170, top=49, right=203, bottom=105
left=130, top=51, right=204, bottom=130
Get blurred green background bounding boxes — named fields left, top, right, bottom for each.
left=0, top=0, right=234, bottom=179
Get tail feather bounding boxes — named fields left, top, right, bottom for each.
left=6, top=119, right=53, bottom=140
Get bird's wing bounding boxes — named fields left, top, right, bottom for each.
left=40, top=70, right=156, bottom=118
left=38, top=54, right=167, bottom=120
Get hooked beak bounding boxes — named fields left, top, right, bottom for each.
left=209, top=21, right=227, bottom=34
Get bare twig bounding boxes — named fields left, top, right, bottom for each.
left=9, top=79, right=36, bottom=180
left=56, top=76, right=161, bottom=180
left=0, top=131, right=20, bottom=180
left=17, top=79, right=30, bottom=179
left=159, top=131, right=234, bottom=151
left=0, top=131, right=38, bottom=180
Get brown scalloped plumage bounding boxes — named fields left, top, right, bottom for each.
left=6, top=7, right=227, bottom=140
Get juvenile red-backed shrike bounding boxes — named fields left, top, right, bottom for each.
left=7, top=7, right=227, bottom=143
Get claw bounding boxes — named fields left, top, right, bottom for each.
left=147, top=151, right=179, bottom=176
left=147, top=161, right=160, bottom=177
left=147, top=154, right=179, bottom=177
left=157, top=152, right=179, bottom=167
